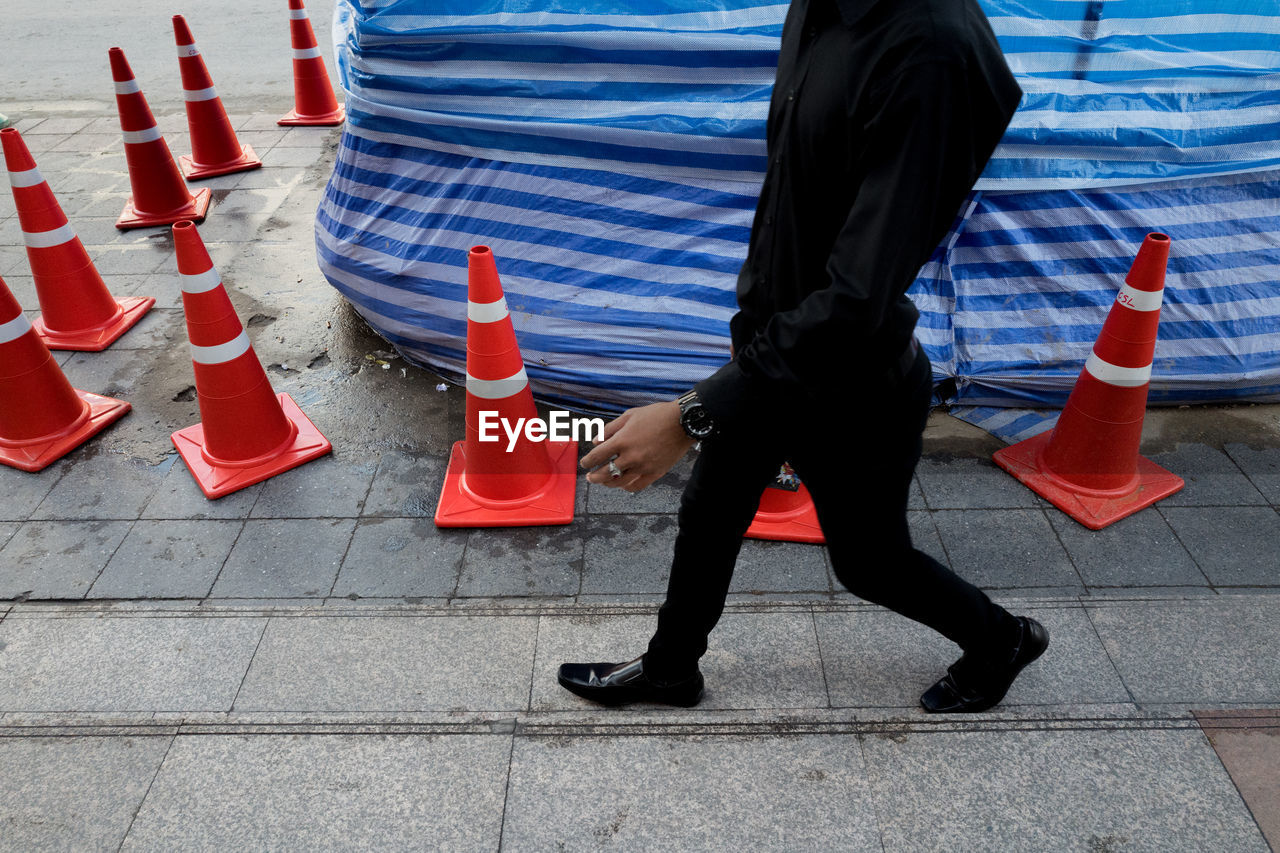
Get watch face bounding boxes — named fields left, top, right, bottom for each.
left=682, top=405, right=715, bottom=438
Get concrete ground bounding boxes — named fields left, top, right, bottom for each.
left=2, top=6, right=1279, bottom=849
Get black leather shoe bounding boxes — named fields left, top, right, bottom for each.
left=557, top=656, right=704, bottom=707
left=920, top=617, right=1049, bottom=713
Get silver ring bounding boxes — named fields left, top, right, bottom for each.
left=607, top=460, right=623, bottom=479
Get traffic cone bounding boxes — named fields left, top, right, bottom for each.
left=110, top=46, right=211, bottom=230
left=745, top=464, right=825, bottom=544
left=0, top=275, right=130, bottom=472
left=2, top=127, right=155, bottom=350
left=278, top=0, right=345, bottom=126
left=172, top=16, right=262, bottom=180
left=435, top=246, right=577, bottom=527
left=993, top=233, right=1184, bottom=529
left=169, top=220, right=331, bottom=498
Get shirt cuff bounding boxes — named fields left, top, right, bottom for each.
left=694, top=359, right=779, bottom=434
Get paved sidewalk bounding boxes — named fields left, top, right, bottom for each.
left=1, top=94, right=1278, bottom=850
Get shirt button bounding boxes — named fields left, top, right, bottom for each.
left=765, top=215, right=774, bottom=225
left=787, top=90, right=795, bottom=101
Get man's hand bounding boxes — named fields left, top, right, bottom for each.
left=581, top=401, right=696, bottom=493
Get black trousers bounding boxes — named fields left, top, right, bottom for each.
left=644, top=348, right=1019, bottom=681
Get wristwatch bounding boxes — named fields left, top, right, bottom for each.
left=677, top=390, right=717, bottom=440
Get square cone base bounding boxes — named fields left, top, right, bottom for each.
left=171, top=392, right=332, bottom=499
left=745, top=486, right=826, bottom=545
left=994, top=429, right=1185, bottom=530
left=179, top=145, right=262, bottom=180
left=0, top=389, right=130, bottom=472
left=435, top=438, right=577, bottom=528
left=116, top=187, right=212, bottom=230
left=34, top=296, right=156, bottom=352
left=278, top=105, right=345, bottom=126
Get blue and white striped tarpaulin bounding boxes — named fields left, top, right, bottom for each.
left=317, top=0, right=1280, bottom=415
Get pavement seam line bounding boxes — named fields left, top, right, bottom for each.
left=115, top=729, right=177, bottom=853
left=1080, top=602, right=1141, bottom=708
left=204, top=518, right=250, bottom=600
left=854, top=731, right=890, bottom=853
left=83, top=518, right=138, bottom=600
left=1155, top=504, right=1218, bottom=589
left=325, top=515, right=361, bottom=599
left=809, top=607, right=834, bottom=710
left=495, top=725, right=519, bottom=852
left=228, top=618, right=271, bottom=713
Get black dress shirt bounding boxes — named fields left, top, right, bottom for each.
left=694, top=0, right=1021, bottom=429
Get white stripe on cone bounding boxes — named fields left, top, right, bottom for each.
left=1116, top=283, right=1164, bottom=312
left=190, top=329, right=251, bottom=364
left=1085, top=352, right=1152, bottom=387
left=0, top=313, right=34, bottom=345
left=293, top=47, right=322, bottom=60
left=289, top=9, right=309, bottom=19
left=183, top=87, right=219, bottom=102
left=114, top=79, right=141, bottom=95
left=467, top=299, right=509, bottom=323
left=8, top=167, right=43, bottom=188
left=466, top=368, right=529, bottom=399
left=22, top=223, right=76, bottom=249
left=177, top=45, right=200, bottom=58
left=122, top=127, right=163, bottom=144
left=180, top=268, right=223, bottom=294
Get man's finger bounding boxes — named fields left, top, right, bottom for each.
left=598, top=410, right=631, bottom=442
left=580, top=436, right=619, bottom=470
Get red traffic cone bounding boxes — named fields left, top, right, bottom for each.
left=0, top=275, right=130, bottom=472
left=173, top=16, right=262, bottom=180
left=745, top=464, right=825, bottom=544
left=169, top=221, right=331, bottom=498
left=2, top=127, right=155, bottom=350
left=278, top=0, right=345, bottom=126
left=435, top=246, right=577, bottom=527
left=994, top=233, right=1184, bottom=529
left=110, top=47, right=211, bottom=229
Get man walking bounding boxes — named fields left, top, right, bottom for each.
left=560, top=0, right=1048, bottom=713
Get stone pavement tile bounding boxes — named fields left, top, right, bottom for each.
left=0, top=462, right=65, bottom=522
left=1196, top=711, right=1280, bottom=851
left=22, top=117, right=94, bottom=135
left=118, top=270, right=184, bottom=310
left=0, top=736, right=172, bottom=852
left=249, top=454, right=376, bottom=518
left=1088, top=599, right=1280, bottom=704
left=206, top=186, right=294, bottom=217
left=458, top=523, right=584, bottom=598
left=0, top=521, right=132, bottom=599
left=1048, top=507, right=1206, bottom=587
left=531, top=611, right=827, bottom=711
left=503, top=734, right=880, bottom=851
left=581, top=515, right=678, bottom=594
left=99, top=306, right=184, bottom=350
left=236, top=129, right=288, bottom=150
left=1225, top=442, right=1280, bottom=504
left=30, top=453, right=168, bottom=521
left=3, top=272, right=37, bottom=308
left=816, top=606, right=1129, bottom=709
left=862, top=728, right=1268, bottom=852
left=1152, top=443, right=1268, bottom=506
left=120, top=734, right=509, bottom=851
left=233, top=167, right=306, bottom=190
left=88, top=519, right=243, bottom=599
left=361, top=450, right=448, bottom=517
left=931, top=509, right=1083, bottom=591
left=333, top=517, right=465, bottom=598
left=915, top=455, right=1043, bottom=509
left=141, top=457, right=264, bottom=520
left=587, top=452, right=694, bottom=514
left=211, top=518, right=356, bottom=598
left=0, top=524, right=16, bottom=555
left=907, top=475, right=925, bottom=509
left=731, top=539, right=829, bottom=594
left=87, top=245, right=170, bottom=276
left=57, top=347, right=157, bottom=399
left=49, top=132, right=119, bottom=154
left=1160, top=506, right=1280, bottom=586
left=234, top=614, right=537, bottom=711
left=259, top=146, right=328, bottom=167
left=0, top=615, right=264, bottom=711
